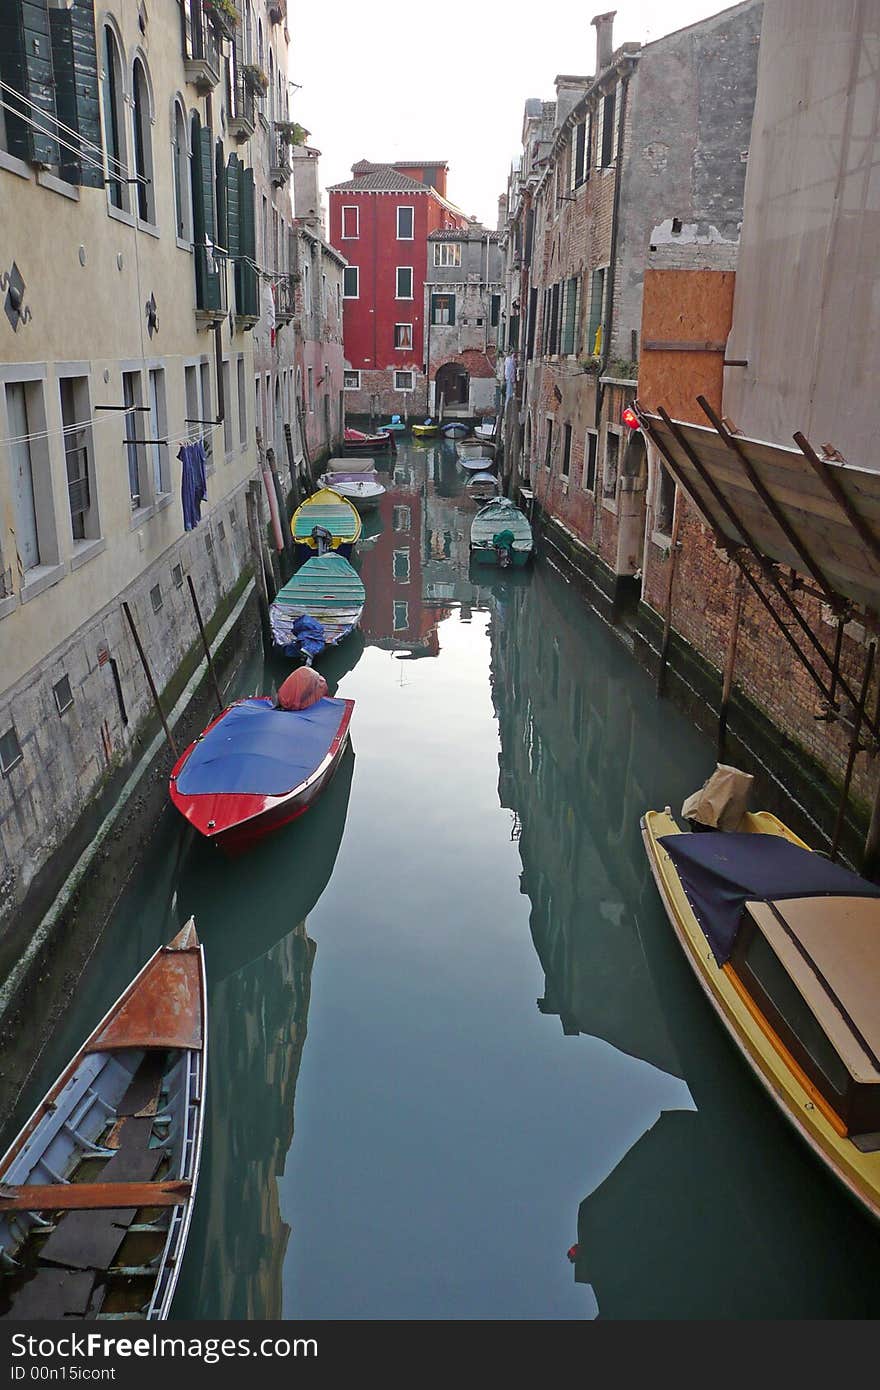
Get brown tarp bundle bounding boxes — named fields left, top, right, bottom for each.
left=681, top=764, right=754, bottom=831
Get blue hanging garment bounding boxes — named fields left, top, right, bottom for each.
left=179, top=440, right=208, bottom=529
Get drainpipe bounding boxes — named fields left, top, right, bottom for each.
left=595, top=70, right=630, bottom=434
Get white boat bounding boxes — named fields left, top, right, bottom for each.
left=474, top=420, right=496, bottom=441
left=466, top=471, right=501, bottom=500
left=456, top=439, right=497, bottom=468
left=321, top=476, right=386, bottom=512
left=326, top=455, right=375, bottom=474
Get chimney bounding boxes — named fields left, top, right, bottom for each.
left=292, top=144, right=321, bottom=227
left=497, top=193, right=508, bottom=232
left=592, top=11, right=615, bottom=72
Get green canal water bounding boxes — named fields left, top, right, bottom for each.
left=10, top=441, right=880, bottom=1319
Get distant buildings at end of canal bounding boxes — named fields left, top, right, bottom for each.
left=497, top=0, right=880, bottom=861
left=327, top=161, right=504, bottom=420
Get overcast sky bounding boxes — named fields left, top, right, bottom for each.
left=289, top=0, right=743, bottom=228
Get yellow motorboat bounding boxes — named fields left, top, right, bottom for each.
left=411, top=420, right=439, bottom=438
left=642, top=803, right=880, bottom=1223
left=291, top=486, right=361, bottom=559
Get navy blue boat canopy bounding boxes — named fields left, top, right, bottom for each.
left=660, top=831, right=880, bottom=964
left=177, top=697, right=347, bottom=797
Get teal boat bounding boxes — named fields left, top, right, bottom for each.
left=378, top=414, right=407, bottom=433
left=470, top=497, right=534, bottom=569
left=270, top=553, right=365, bottom=660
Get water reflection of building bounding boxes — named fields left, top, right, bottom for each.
left=490, top=573, right=681, bottom=1071
left=198, top=921, right=316, bottom=1319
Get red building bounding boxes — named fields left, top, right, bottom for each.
left=327, top=161, right=470, bottom=417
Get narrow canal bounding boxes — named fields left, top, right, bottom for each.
left=9, top=441, right=880, bottom=1319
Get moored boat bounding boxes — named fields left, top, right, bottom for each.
left=0, top=923, right=206, bottom=1321
left=412, top=419, right=439, bottom=438
left=642, top=804, right=880, bottom=1223
left=343, top=428, right=393, bottom=454
left=377, top=415, right=407, bottom=433
left=474, top=419, right=496, bottom=441
left=169, top=695, right=354, bottom=855
left=317, top=475, right=386, bottom=512
left=270, top=552, right=365, bottom=660
left=456, top=438, right=497, bottom=466
left=291, top=486, right=361, bottom=560
left=441, top=421, right=469, bottom=438
left=466, top=470, right=501, bottom=501
left=470, top=496, right=534, bottom=568
left=325, top=454, right=377, bottom=474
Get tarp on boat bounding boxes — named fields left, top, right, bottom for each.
left=177, top=697, right=347, bottom=797
left=660, top=831, right=880, bottom=964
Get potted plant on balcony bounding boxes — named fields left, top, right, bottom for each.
left=275, top=120, right=309, bottom=147
left=204, top=0, right=239, bottom=39
left=243, top=62, right=269, bottom=95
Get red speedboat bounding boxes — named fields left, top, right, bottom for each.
left=343, top=426, right=394, bottom=453
left=169, top=695, right=354, bottom=855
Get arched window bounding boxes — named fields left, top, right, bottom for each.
left=101, top=24, right=127, bottom=210
left=244, top=2, right=253, bottom=62
left=172, top=100, right=192, bottom=241
left=131, top=57, right=155, bottom=223
left=268, top=50, right=275, bottom=126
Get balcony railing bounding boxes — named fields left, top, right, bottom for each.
left=228, top=79, right=256, bottom=142
left=182, top=0, right=222, bottom=92
left=270, top=128, right=292, bottom=186
left=274, top=274, right=296, bottom=325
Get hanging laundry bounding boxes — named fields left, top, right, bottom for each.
left=179, top=439, right=207, bottom=530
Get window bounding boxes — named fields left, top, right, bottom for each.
left=431, top=293, right=455, bottom=326
left=0, top=727, right=23, bottom=776
left=655, top=463, right=676, bottom=536
left=490, top=294, right=501, bottom=328
left=394, top=324, right=413, bottom=350
left=394, top=371, right=414, bottom=391
left=584, top=430, right=598, bottom=490
left=59, top=376, right=98, bottom=542
left=302, top=259, right=311, bottom=313
left=131, top=58, right=155, bottom=223
left=433, top=242, right=461, bottom=267
left=237, top=355, right=247, bottom=444
left=343, top=265, right=359, bottom=299
left=217, top=519, right=226, bottom=542
left=393, top=549, right=411, bottom=583
left=562, top=277, right=578, bottom=355
left=344, top=370, right=361, bottom=390
left=600, top=88, right=616, bottom=168
left=222, top=361, right=233, bottom=454
left=172, top=101, right=191, bottom=241
left=603, top=428, right=620, bottom=497
left=587, top=268, right=605, bottom=357
left=122, top=371, right=144, bottom=509
left=150, top=583, right=163, bottom=613
left=573, top=119, right=587, bottom=187
left=393, top=601, right=409, bottom=631
left=308, top=367, right=314, bottom=412
left=199, top=361, right=213, bottom=466
left=148, top=368, right=168, bottom=495
left=544, top=418, right=553, bottom=470
left=396, top=267, right=413, bottom=299
left=342, top=204, right=359, bottom=238
left=101, top=24, right=127, bottom=211
left=393, top=505, right=411, bottom=531
left=52, top=673, right=73, bottom=715
left=562, top=424, right=572, bottom=478
left=397, top=206, right=414, bottom=239
left=172, top=562, right=184, bottom=588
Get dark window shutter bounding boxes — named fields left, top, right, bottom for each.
left=49, top=1, right=103, bottom=187
left=0, top=0, right=60, bottom=166
left=236, top=163, right=258, bottom=316
left=226, top=153, right=240, bottom=260
left=191, top=116, right=221, bottom=310
left=215, top=139, right=227, bottom=252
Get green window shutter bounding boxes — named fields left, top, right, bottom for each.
left=447, top=292, right=455, bottom=326
left=562, top=276, right=577, bottom=355
left=236, top=163, right=258, bottom=316
left=226, top=153, right=240, bottom=260
left=0, top=0, right=60, bottom=166
left=214, top=139, right=227, bottom=252
left=191, top=117, right=221, bottom=310
left=50, top=1, right=103, bottom=187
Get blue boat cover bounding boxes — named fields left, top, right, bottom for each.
left=660, top=831, right=880, bottom=964
left=177, top=697, right=347, bottom=797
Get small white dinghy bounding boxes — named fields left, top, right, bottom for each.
left=319, top=476, right=386, bottom=512
left=466, top=470, right=501, bottom=501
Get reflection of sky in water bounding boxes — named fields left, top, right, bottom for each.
left=281, top=618, right=693, bottom=1319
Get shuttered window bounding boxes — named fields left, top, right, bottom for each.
left=191, top=115, right=221, bottom=311
left=232, top=159, right=258, bottom=317
left=562, top=276, right=578, bottom=355
left=573, top=120, right=586, bottom=187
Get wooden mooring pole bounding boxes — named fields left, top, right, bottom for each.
left=830, top=640, right=875, bottom=863
left=284, top=422, right=302, bottom=510
left=266, top=445, right=294, bottom=579
left=656, top=493, right=682, bottom=697
left=186, top=574, right=223, bottom=713
left=246, top=480, right=272, bottom=656
left=718, top=571, right=744, bottom=754
left=122, top=600, right=178, bottom=758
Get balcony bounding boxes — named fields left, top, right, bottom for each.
left=228, top=80, right=256, bottom=143
left=182, top=0, right=222, bottom=93
left=274, top=274, right=296, bottom=325
left=194, top=241, right=228, bottom=327
left=270, top=127, right=292, bottom=187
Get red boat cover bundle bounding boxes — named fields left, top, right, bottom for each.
left=277, top=667, right=328, bottom=710
left=660, top=831, right=880, bottom=964
left=176, top=697, right=347, bottom=797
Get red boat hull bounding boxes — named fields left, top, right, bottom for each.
left=344, top=428, right=393, bottom=452
left=169, top=698, right=354, bottom=857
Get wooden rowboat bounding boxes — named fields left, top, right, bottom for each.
left=466, top=470, right=501, bottom=501
left=642, top=808, right=880, bottom=1223
left=291, top=487, right=361, bottom=561
left=169, top=695, right=354, bottom=855
left=343, top=428, right=393, bottom=453
left=456, top=439, right=497, bottom=466
left=0, top=923, right=206, bottom=1321
left=470, top=497, right=534, bottom=568
left=441, top=422, right=469, bottom=438
left=412, top=421, right=439, bottom=437
left=270, top=553, right=365, bottom=658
